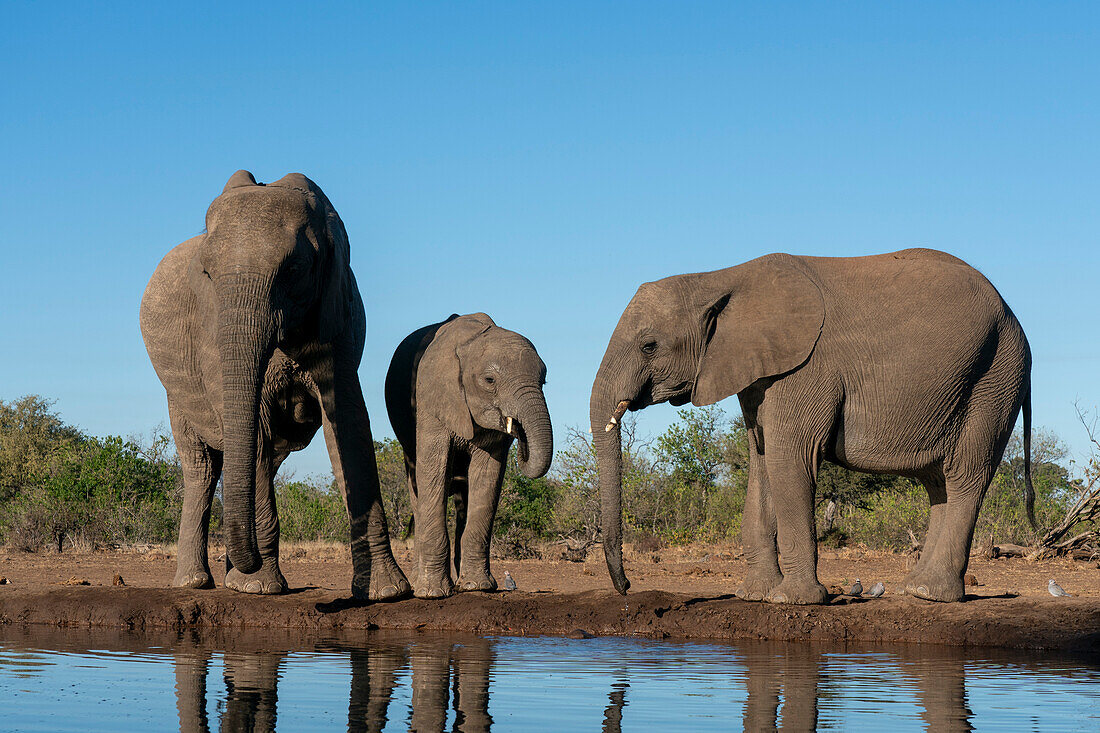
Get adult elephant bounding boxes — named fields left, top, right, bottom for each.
left=140, top=170, right=410, bottom=600
left=385, top=313, right=552, bottom=598
left=592, top=249, right=1033, bottom=604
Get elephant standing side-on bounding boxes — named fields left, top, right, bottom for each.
left=592, top=249, right=1033, bottom=604
left=141, top=170, right=410, bottom=600
left=385, top=313, right=552, bottom=598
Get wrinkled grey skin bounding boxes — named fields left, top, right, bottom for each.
left=386, top=313, right=552, bottom=598
left=140, top=170, right=410, bottom=600
left=592, top=249, right=1033, bottom=604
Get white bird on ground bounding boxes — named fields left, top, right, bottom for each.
left=1048, top=579, right=1072, bottom=597
left=503, top=570, right=517, bottom=591
left=848, top=579, right=863, bottom=596
left=866, top=581, right=885, bottom=598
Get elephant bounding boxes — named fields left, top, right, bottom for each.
left=140, top=170, right=410, bottom=600
left=385, top=313, right=552, bottom=598
left=591, top=248, right=1033, bottom=604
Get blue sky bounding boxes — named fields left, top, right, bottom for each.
left=2, top=2, right=1098, bottom=478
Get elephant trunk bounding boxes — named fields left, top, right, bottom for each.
left=591, top=352, right=631, bottom=595
left=510, top=386, right=553, bottom=479
left=216, top=273, right=275, bottom=576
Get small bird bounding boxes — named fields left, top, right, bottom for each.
left=866, top=581, right=885, bottom=598
left=848, top=579, right=863, bottom=596
left=1048, top=579, right=1072, bottom=597
left=503, top=570, right=517, bottom=591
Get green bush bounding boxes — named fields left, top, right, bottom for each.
left=0, top=394, right=1084, bottom=555
left=0, top=396, right=182, bottom=551
left=274, top=478, right=348, bottom=542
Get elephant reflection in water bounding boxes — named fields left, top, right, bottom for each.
left=908, top=649, right=974, bottom=733
left=344, top=636, right=493, bottom=732
left=175, top=636, right=494, bottom=732
left=174, top=636, right=285, bottom=733
left=403, top=637, right=493, bottom=732
left=739, top=645, right=973, bottom=732
left=600, top=678, right=629, bottom=733
left=741, top=646, right=821, bottom=732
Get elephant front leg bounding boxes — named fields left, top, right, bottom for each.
left=318, top=372, right=411, bottom=601
left=171, top=409, right=221, bottom=590
left=735, top=439, right=782, bottom=601
left=455, top=447, right=506, bottom=592
left=763, top=448, right=828, bottom=605
left=225, top=448, right=288, bottom=595
left=412, top=428, right=456, bottom=598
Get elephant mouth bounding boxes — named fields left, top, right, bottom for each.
left=668, top=381, right=693, bottom=405
left=504, top=416, right=530, bottom=463
left=605, top=380, right=693, bottom=429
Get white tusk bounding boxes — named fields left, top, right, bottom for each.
left=604, top=400, right=631, bottom=432
left=506, top=416, right=514, bottom=435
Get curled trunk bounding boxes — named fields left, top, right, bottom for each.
left=591, top=359, right=630, bottom=595
left=512, top=387, right=553, bottom=479
left=216, top=274, right=274, bottom=575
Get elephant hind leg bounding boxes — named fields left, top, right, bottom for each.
left=906, top=459, right=996, bottom=602
left=907, top=362, right=1021, bottom=602
left=908, top=471, right=947, bottom=578
left=171, top=408, right=221, bottom=590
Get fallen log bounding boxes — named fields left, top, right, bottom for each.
left=991, top=544, right=1032, bottom=558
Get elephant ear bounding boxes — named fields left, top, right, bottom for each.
left=416, top=313, right=496, bottom=441
left=270, top=173, right=354, bottom=344
left=692, top=254, right=824, bottom=406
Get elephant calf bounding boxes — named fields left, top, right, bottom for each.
left=593, top=248, right=1033, bottom=604
left=141, top=170, right=410, bottom=600
left=386, top=313, right=552, bottom=598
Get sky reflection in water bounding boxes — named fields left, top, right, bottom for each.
left=0, top=628, right=1098, bottom=732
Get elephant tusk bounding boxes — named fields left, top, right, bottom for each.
left=505, top=416, right=521, bottom=438
left=604, top=400, right=631, bottom=432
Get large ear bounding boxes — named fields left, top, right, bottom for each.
left=692, top=253, right=824, bottom=406
left=416, top=314, right=495, bottom=441
left=316, top=201, right=352, bottom=344
left=269, top=173, right=353, bottom=344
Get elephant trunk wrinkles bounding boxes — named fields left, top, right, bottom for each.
left=591, top=354, right=630, bottom=595
left=511, top=386, right=553, bottom=479
left=216, top=273, right=275, bottom=576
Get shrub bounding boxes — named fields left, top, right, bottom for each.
left=274, top=478, right=348, bottom=543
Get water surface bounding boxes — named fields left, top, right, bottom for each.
left=1, top=627, right=1097, bottom=731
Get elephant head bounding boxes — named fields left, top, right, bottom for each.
left=590, top=254, right=824, bottom=593
left=419, top=313, right=552, bottom=478
left=196, top=170, right=353, bottom=574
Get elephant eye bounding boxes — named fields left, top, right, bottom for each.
left=483, top=375, right=495, bottom=386
left=641, top=341, right=658, bottom=355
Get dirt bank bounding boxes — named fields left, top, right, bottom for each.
left=0, top=546, right=1096, bottom=650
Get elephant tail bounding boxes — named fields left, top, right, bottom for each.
left=1023, top=383, right=1037, bottom=529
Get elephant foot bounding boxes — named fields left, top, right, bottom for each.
left=174, top=568, right=215, bottom=590
left=764, top=577, right=828, bottom=605
left=904, top=571, right=964, bottom=603
left=456, top=571, right=497, bottom=592
left=355, top=558, right=412, bottom=602
left=734, top=569, right=783, bottom=601
left=225, top=562, right=288, bottom=595
left=414, top=574, right=455, bottom=599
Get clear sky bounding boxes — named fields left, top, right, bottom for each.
left=2, top=2, right=1098, bottom=478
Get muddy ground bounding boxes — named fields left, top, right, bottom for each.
left=0, top=543, right=1097, bottom=650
